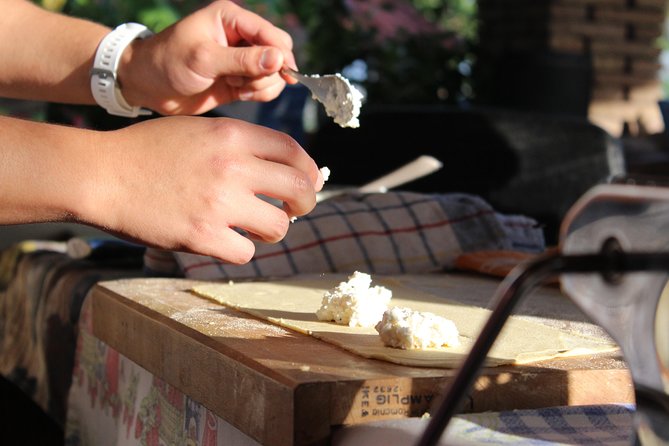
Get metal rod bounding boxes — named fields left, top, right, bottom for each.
left=416, top=250, right=564, bottom=446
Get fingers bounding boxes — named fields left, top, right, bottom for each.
left=233, top=197, right=292, bottom=244
left=104, top=116, right=322, bottom=264
left=200, top=227, right=257, bottom=264
left=213, top=45, right=284, bottom=77
left=240, top=123, right=324, bottom=193
left=211, top=45, right=298, bottom=93
left=222, top=74, right=286, bottom=102
left=207, top=120, right=322, bottom=217
left=216, top=1, right=295, bottom=59
left=239, top=80, right=285, bottom=102
left=214, top=0, right=298, bottom=77
left=196, top=198, right=291, bottom=263
left=136, top=0, right=299, bottom=114
left=192, top=171, right=311, bottom=261
left=251, top=161, right=318, bottom=217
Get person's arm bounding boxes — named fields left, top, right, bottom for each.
left=119, top=0, right=299, bottom=115
left=0, top=0, right=109, bottom=104
left=0, top=114, right=324, bottom=263
left=0, top=0, right=298, bottom=114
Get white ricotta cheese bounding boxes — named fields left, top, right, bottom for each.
left=375, top=307, right=461, bottom=350
left=320, top=166, right=331, bottom=182
left=317, top=74, right=363, bottom=128
left=316, top=271, right=392, bottom=327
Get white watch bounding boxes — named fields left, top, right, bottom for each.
left=90, top=23, right=153, bottom=118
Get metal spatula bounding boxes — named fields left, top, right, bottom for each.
left=283, top=68, right=344, bottom=100
left=316, top=155, right=443, bottom=202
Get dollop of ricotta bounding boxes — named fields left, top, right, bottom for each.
left=375, top=307, right=461, bottom=350
left=318, top=74, right=364, bottom=128
left=316, top=271, right=392, bottom=327
left=320, top=166, right=331, bottom=182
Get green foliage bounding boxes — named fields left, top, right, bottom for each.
left=412, top=0, right=477, bottom=41
left=364, top=33, right=468, bottom=104
left=242, top=0, right=290, bottom=21
left=284, top=0, right=358, bottom=73
left=35, top=0, right=203, bottom=31
left=37, top=0, right=478, bottom=104
left=283, top=0, right=475, bottom=105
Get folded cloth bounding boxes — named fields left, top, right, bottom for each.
left=144, top=245, right=183, bottom=277
left=157, top=191, right=545, bottom=280
left=0, top=248, right=144, bottom=426
left=455, top=250, right=538, bottom=278
left=332, top=404, right=635, bottom=446
left=0, top=240, right=67, bottom=289
left=454, top=248, right=565, bottom=280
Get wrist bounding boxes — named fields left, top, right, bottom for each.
left=115, top=37, right=152, bottom=113
left=71, top=128, right=134, bottom=232
left=0, top=118, right=102, bottom=225
left=43, top=126, right=109, bottom=226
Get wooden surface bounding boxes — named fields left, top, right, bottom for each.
left=90, top=274, right=634, bottom=446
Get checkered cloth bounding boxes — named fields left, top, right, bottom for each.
left=332, top=404, right=635, bottom=445
left=455, top=404, right=634, bottom=445
left=146, top=191, right=545, bottom=280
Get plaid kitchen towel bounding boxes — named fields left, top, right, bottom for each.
left=332, top=404, right=635, bottom=445
left=455, top=404, right=634, bottom=445
left=146, top=191, right=546, bottom=280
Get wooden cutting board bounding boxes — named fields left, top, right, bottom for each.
left=89, top=274, right=633, bottom=446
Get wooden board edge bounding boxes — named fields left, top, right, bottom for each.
left=90, top=283, right=300, bottom=446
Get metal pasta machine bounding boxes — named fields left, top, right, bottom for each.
left=418, top=180, right=669, bottom=445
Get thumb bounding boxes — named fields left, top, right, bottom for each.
left=217, top=46, right=284, bottom=77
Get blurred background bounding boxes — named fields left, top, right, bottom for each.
left=3, top=0, right=669, bottom=245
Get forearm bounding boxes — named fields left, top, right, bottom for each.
left=0, top=114, right=323, bottom=262
left=0, top=0, right=109, bottom=104
left=0, top=0, right=297, bottom=114
left=0, top=115, right=105, bottom=224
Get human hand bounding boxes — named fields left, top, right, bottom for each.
left=88, top=116, right=323, bottom=263
left=118, top=0, right=299, bottom=116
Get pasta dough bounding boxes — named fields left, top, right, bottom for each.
left=192, top=275, right=618, bottom=368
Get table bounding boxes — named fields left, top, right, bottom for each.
left=87, top=274, right=633, bottom=446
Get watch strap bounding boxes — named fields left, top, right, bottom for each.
left=91, top=23, right=153, bottom=118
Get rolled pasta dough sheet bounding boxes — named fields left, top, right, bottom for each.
left=192, top=275, right=618, bottom=368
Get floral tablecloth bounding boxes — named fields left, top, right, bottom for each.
left=0, top=243, right=141, bottom=425
left=65, top=297, right=260, bottom=446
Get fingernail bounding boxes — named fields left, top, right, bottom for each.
left=239, top=90, right=253, bottom=101
left=260, top=48, right=280, bottom=71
